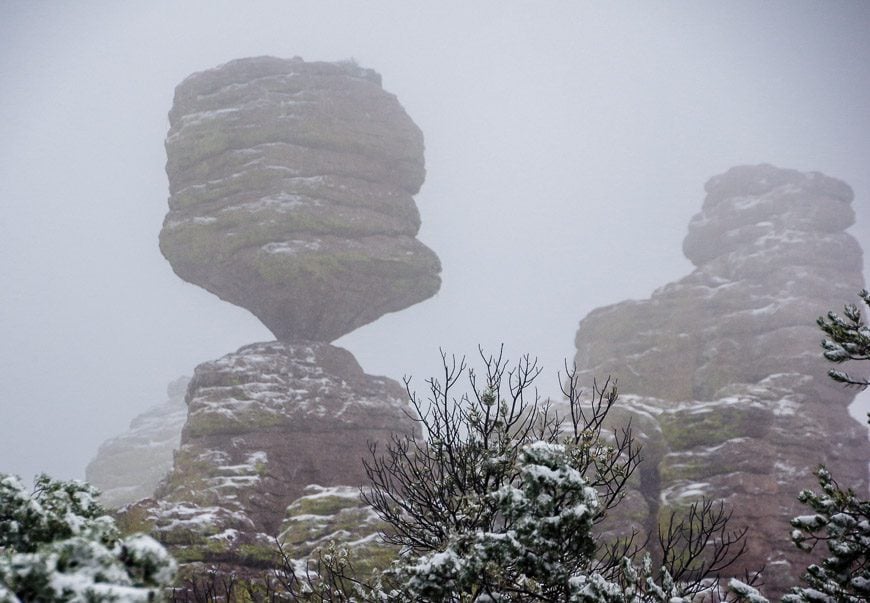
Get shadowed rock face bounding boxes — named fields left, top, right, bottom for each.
left=159, top=56, right=441, bottom=341
left=574, top=165, right=869, bottom=596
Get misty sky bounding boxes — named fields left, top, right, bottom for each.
left=1, top=1, right=869, bottom=482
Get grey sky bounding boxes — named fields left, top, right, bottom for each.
left=1, top=1, right=868, bottom=481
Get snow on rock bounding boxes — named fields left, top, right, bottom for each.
left=85, top=376, right=189, bottom=508
left=278, top=485, right=394, bottom=578
left=121, top=341, right=418, bottom=573
left=574, top=164, right=869, bottom=597
left=159, top=56, right=441, bottom=342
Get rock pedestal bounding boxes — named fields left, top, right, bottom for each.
left=574, top=164, right=869, bottom=595
left=125, top=342, right=416, bottom=568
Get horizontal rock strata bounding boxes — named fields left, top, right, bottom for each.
left=105, top=58, right=438, bottom=580
left=575, top=164, right=869, bottom=595
left=159, top=56, right=441, bottom=342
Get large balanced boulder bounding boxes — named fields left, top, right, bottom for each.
left=159, top=56, right=441, bottom=341
left=574, top=164, right=869, bottom=595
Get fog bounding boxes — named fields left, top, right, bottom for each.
left=1, top=1, right=869, bottom=482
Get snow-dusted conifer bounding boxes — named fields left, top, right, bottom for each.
left=818, top=289, right=870, bottom=389
left=776, top=460, right=870, bottom=603
left=0, top=474, right=175, bottom=602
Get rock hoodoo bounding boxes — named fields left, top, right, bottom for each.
left=574, top=164, right=869, bottom=595
left=159, top=56, right=440, bottom=342
left=107, top=57, right=436, bottom=574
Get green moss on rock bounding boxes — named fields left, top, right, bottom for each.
left=659, top=456, right=731, bottom=483
left=113, top=505, right=156, bottom=536
left=237, top=543, right=278, bottom=566
left=186, top=406, right=286, bottom=438
left=279, top=487, right=397, bottom=578
left=659, top=404, right=771, bottom=451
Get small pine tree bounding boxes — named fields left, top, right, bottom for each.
left=783, top=465, right=870, bottom=603
left=818, top=288, right=870, bottom=389
left=0, top=473, right=176, bottom=602
left=781, top=291, right=870, bottom=602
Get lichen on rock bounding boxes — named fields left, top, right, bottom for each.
left=279, top=485, right=396, bottom=578
left=121, top=340, right=418, bottom=576
left=159, top=56, right=441, bottom=342
left=574, top=164, right=869, bottom=596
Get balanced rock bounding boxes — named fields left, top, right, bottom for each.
left=107, top=59, right=435, bottom=578
left=86, top=376, right=188, bottom=508
left=159, top=56, right=441, bottom=342
left=574, top=165, right=869, bottom=595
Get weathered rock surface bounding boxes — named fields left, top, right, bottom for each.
left=575, top=164, right=869, bottom=595
left=124, top=341, right=416, bottom=568
left=279, top=485, right=395, bottom=577
left=159, top=56, right=441, bottom=342
left=85, top=377, right=188, bottom=508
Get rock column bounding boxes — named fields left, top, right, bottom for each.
left=574, top=164, right=869, bottom=595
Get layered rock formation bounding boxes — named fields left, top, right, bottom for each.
left=279, top=485, right=394, bottom=577
left=114, top=56, right=436, bottom=575
left=574, top=164, right=869, bottom=594
left=159, top=56, right=440, bottom=342
left=86, top=376, right=188, bottom=508
left=124, top=343, right=414, bottom=567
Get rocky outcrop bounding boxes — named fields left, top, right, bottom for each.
left=124, top=342, right=415, bottom=567
left=85, top=377, right=188, bottom=508
left=159, top=56, right=440, bottom=342
left=279, top=485, right=395, bottom=577
left=574, top=164, right=869, bottom=595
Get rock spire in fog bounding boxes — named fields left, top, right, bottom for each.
left=573, top=164, right=868, bottom=596
left=159, top=56, right=440, bottom=342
